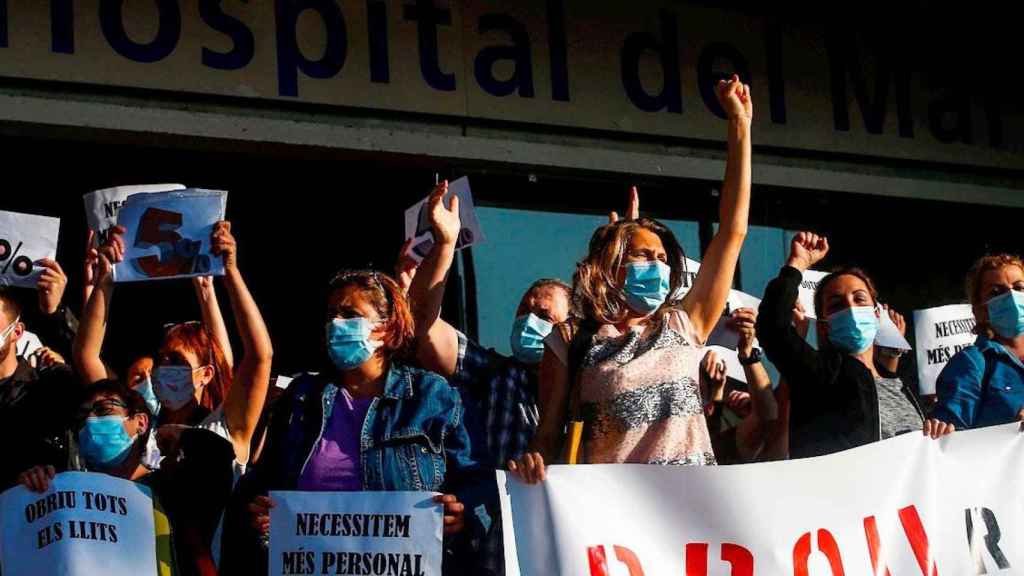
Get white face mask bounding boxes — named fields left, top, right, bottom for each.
left=152, top=365, right=205, bottom=411
left=0, top=316, right=21, bottom=350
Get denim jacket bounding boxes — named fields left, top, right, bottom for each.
left=253, top=362, right=483, bottom=494
left=933, top=335, right=1024, bottom=429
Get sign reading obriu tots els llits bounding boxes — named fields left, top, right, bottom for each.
left=113, top=189, right=228, bottom=283
left=0, top=472, right=158, bottom=576
left=270, top=491, right=443, bottom=576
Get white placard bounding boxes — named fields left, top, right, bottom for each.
left=113, top=189, right=228, bottom=283
left=403, top=177, right=485, bottom=264
left=0, top=472, right=158, bottom=576
left=705, top=344, right=747, bottom=385
left=707, top=289, right=762, bottom=352
left=83, top=184, right=186, bottom=246
left=0, top=210, right=61, bottom=289
left=15, top=330, right=43, bottom=359
left=796, top=269, right=829, bottom=319
left=875, top=304, right=912, bottom=351
left=913, top=304, right=977, bottom=396
left=270, top=491, right=443, bottom=576
left=500, top=422, right=1024, bottom=576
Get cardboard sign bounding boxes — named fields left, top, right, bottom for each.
left=83, top=184, right=186, bottom=246
left=113, top=189, right=228, bottom=283
left=270, top=491, right=443, bottom=576
left=403, top=177, right=485, bottom=263
left=913, top=304, right=977, bottom=395
left=0, top=210, right=61, bottom=289
left=0, top=472, right=158, bottom=576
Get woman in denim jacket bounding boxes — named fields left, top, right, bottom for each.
left=244, top=270, right=483, bottom=573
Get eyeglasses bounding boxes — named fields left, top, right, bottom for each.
left=76, top=399, right=129, bottom=424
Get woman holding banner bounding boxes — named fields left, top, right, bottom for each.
left=932, top=254, right=1024, bottom=429
left=755, top=232, right=951, bottom=459
left=244, top=270, right=482, bottom=574
left=510, top=76, right=752, bottom=481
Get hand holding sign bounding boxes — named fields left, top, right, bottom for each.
left=786, top=231, right=829, bottom=273
left=404, top=177, right=484, bottom=263
left=0, top=210, right=61, bottom=289
left=113, top=189, right=228, bottom=283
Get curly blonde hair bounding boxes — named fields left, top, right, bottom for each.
left=966, top=254, right=1024, bottom=336
left=572, top=218, right=689, bottom=325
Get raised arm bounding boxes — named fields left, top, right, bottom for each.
left=682, top=75, right=752, bottom=341
left=214, top=222, right=274, bottom=465
left=756, top=232, right=829, bottom=396
left=73, top=229, right=125, bottom=384
left=408, top=181, right=462, bottom=377
left=193, top=276, right=235, bottom=369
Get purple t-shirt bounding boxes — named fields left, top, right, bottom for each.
left=297, top=388, right=374, bottom=491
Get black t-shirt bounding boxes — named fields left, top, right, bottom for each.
left=138, top=427, right=236, bottom=576
left=0, top=359, right=80, bottom=489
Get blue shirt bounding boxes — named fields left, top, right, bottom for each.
left=933, top=335, right=1024, bottom=429
left=451, top=331, right=539, bottom=469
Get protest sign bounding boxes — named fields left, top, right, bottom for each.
left=269, top=491, right=442, bottom=576
left=707, top=289, right=761, bottom=352
left=403, top=177, right=485, bottom=263
left=0, top=210, right=60, bottom=289
left=500, top=422, right=1024, bottom=576
left=875, top=305, right=912, bottom=351
left=0, top=472, right=157, bottom=576
left=913, top=304, right=977, bottom=395
left=16, top=330, right=43, bottom=359
left=83, top=184, right=186, bottom=246
left=705, top=344, right=747, bottom=385
left=796, top=269, right=829, bottom=319
left=113, top=189, right=228, bottom=283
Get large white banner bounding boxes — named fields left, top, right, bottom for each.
left=913, top=304, right=977, bottom=396
left=269, top=491, right=443, bottom=576
left=499, top=423, right=1024, bottom=576
left=0, top=210, right=60, bottom=289
left=113, top=189, right=228, bottom=283
left=0, top=472, right=158, bottom=576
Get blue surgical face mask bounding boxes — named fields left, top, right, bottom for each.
left=152, top=366, right=201, bottom=412
left=827, top=306, right=879, bottom=354
left=326, top=317, right=383, bottom=371
left=78, top=416, right=137, bottom=470
left=986, top=290, right=1024, bottom=339
left=510, top=313, right=554, bottom=364
left=134, top=376, right=161, bottom=418
left=623, top=261, right=672, bottom=314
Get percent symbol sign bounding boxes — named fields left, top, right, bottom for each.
left=0, top=238, right=34, bottom=277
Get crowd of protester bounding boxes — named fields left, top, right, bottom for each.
left=2, top=76, right=1022, bottom=575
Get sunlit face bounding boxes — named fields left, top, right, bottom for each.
left=516, top=285, right=570, bottom=325
left=975, top=265, right=1024, bottom=328
left=126, top=356, right=154, bottom=389
left=0, top=309, right=23, bottom=364
left=818, top=274, right=879, bottom=343
left=327, top=285, right=388, bottom=342
left=616, top=228, right=668, bottom=286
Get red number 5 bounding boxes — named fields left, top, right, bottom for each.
left=131, top=207, right=210, bottom=277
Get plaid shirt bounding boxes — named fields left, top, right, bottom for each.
left=451, top=331, right=539, bottom=469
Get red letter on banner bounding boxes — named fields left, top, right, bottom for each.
left=898, top=506, right=939, bottom=576
left=863, top=516, right=893, bottom=576
left=794, top=530, right=846, bottom=576
left=686, top=542, right=753, bottom=576
left=587, top=545, right=646, bottom=576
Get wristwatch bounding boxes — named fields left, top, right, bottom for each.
left=738, top=348, right=763, bottom=366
